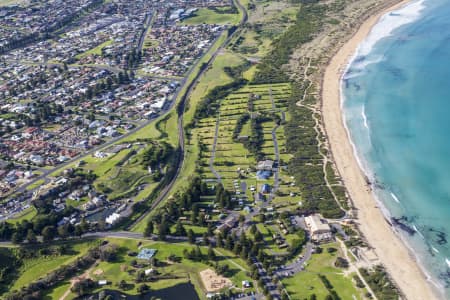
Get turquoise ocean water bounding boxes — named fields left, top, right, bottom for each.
left=342, top=0, right=450, bottom=296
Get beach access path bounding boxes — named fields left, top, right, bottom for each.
left=321, top=1, right=441, bottom=299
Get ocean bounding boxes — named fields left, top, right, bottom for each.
left=341, top=0, right=450, bottom=297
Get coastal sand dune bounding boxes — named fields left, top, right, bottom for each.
left=321, top=1, right=441, bottom=299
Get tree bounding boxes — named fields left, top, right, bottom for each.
left=202, top=232, right=209, bottom=246
left=144, top=221, right=154, bottom=237
left=26, top=229, right=37, bottom=243
left=158, top=220, right=168, bottom=240
left=74, top=225, right=83, bottom=237
left=225, top=235, right=233, bottom=250
left=254, top=230, right=263, bottom=242
left=138, top=284, right=149, bottom=294
left=187, top=229, right=195, bottom=244
left=71, top=278, right=95, bottom=296
left=11, top=232, right=23, bottom=244
left=57, top=224, right=69, bottom=239
left=207, top=246, right=216, bottom=261
left=80, top=218, right=89, bottom=233
left=216, top=234, right=223, bottom=248
left=238, top=214, right=245, bottom=224
left=207, top=223, right=213, bottom=236
left=250, top=224, right=257, bottom=235
left=118, top=280, right=127, bottom=290
left=194, top=245, right=203, bottom=261
left=41, top=226, right=55, bottom=243
left=174, top=220, right=186, bottom=236
left=310, top=294, right=317, bottom=300
left=335, top=257, right=349, bottom=268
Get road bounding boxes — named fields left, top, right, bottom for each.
left=137, top=11, right=155, bottom=53
left=275, top=243, right=314, bottom=277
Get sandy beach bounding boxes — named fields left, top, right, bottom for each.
left=321, top=1, right=441, bottom=299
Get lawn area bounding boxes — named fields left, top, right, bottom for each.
left=243, top=64, right=257, bottom=81
left=11, top=239, right=99, bottom=292
left=7, top=206, right=37, bottom=224
left=282, top=242, right=363, bottom=300
left=25, top=179, right=45, bottom=191
left=121, top=118, right=167, bottom=143
left=184, top=50, right=243, bottom=126
left=134, top=182, right=159, bottom=202
left=76, top=40, right=113, bottom=59
left=182, top=8, right=240, bottom=25
left=42, top=280, right=72, bottom=300
left=72, top=238, right=254, bottom=300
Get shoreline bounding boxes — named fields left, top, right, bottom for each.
left=321, top=1, right=442, bottom=299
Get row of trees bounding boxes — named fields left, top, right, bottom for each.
left=194, top=78, right=248, bottom=120
left=143, top=176, right=212, bottom=239
left=242, top=114, right=273, bottom=161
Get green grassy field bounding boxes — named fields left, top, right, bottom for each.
left=55, top=237, right=254, bottom=300
left=11, top=239, right=99, bottom=292
left=76, top=40, right=113, bottom=59
left=25, top=179, right=45, bottom=191
left=182, top=8, right=240, bottom=25
left=7, top=206, right=37, bottom=224
left=282, top=242, right=363, bottom=300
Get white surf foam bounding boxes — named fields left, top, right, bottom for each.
left=357, top=0, right=426, bottom=57
left=431, top=246, right=439, bottom=254
left=361, top=106, right=369, bottom=130
left=342, top=0, right=427, bottom=80
left=390, top=192, right=400, bottom=203
left=412, top=224, right=424, bottom=239
left=446, top=258, right=450, bottom=268
left=343, top=56, right=385, bottom=80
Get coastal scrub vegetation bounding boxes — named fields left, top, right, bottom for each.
left=248, top=2, right=345, bottom=218
left=253, top=3, right=325, bottom=84
left=360, top=266, right=400, bottom=300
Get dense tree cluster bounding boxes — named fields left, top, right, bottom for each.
left=223, top=61, right=252, bottom=79
left=143, top=176, right=213, bottom=240
left=142, top=141, right=174, bottom=170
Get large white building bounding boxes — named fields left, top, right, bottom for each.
left=305, top=214, right=332, bottom=243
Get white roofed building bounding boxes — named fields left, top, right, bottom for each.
left=305, top=214, right=332, bottom=243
